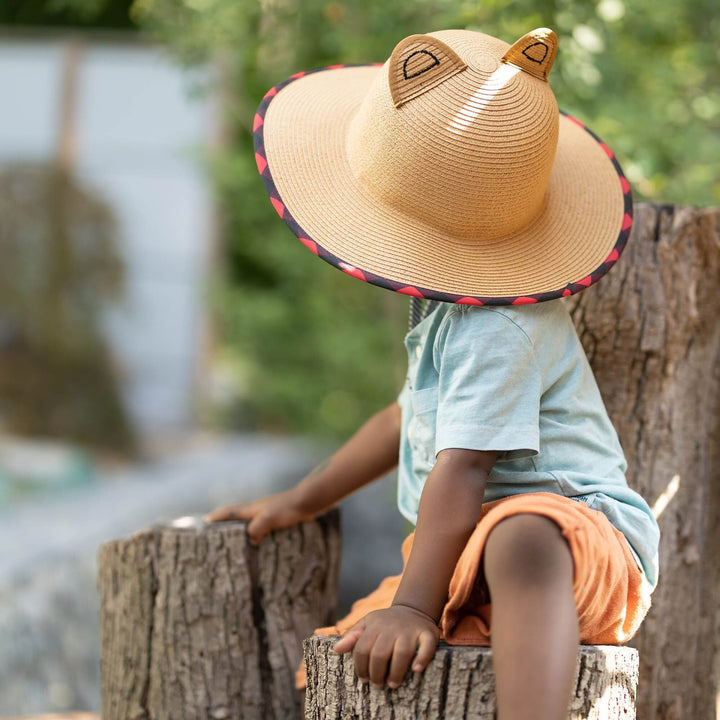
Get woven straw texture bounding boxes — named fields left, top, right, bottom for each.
left=258, top=29, right=630, bottom=303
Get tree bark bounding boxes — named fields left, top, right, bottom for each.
left=568, top=203, right=720, bottom=720
left=98, top=511, right=341, bottom=720
left=304, top=636, right=639, bottom=720
left=98, top=205, right=719, bottom=720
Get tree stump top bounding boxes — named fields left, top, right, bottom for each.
left=304, top=636, right=639, bottom=720
left=99, top=513, right=341, bottom=720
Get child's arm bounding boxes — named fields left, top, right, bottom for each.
left=334, top=447, right=496, bottom=688
left=204, top=402, right=402, bottom=544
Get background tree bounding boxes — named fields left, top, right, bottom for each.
left=5, top=0, right=718, bottom=439
left=0, top=14, right=137, bottom=453
left=0, top=0, right=135, bottom=29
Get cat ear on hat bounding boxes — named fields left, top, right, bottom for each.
left=502, top=28, right=558, bottom=81
left=388, top=34, right=468, bottom=108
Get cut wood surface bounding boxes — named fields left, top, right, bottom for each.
left=568, top=204, right=720, bottom=720
left=304, top=636, right=639, bottom=720
left=98, top=511, right=341, bottom=720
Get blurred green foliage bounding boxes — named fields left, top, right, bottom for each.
left=9, top=0, right=719, bottom=439
left=132, top=0, right=719, bottom=439
left=130, top=0, right=720, bottom=205
left=135, top=0, right=719, bottom=439
left=0, top=0, right=136, bottom=28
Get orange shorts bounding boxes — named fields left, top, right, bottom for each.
left=297, top=492, right=651, bottom=689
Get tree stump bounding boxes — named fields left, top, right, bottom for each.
left=304, top=637, right=639, bottom=720
left=98, top=510, right=341, bottom=720
left=97, top=204, right=719, bottom=720
left=302, top=204, right=720, bottom=719
left=568, top=204, right=720, bottom=720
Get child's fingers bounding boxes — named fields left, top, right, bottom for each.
left=411, top=630, right=438, bottom=672
left=368, top=636, right=394, bottom=687
left=333, top=627, right=363, bottom=654
left=386, top=635, right=416, bottom=688
left=203, top=503, right=255, bottom=523
left=350, top=628, right=377, bottom=682
left=203, top=508, right=229, bottom=523
left=246, top=513, right=273, bottom=545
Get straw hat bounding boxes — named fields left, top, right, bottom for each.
left=253, top=28, right=633, bottom=305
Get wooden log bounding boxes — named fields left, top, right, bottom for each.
left=98, top=510, right=341, bottom=720
left=568, top=204, right=720, bottom=720
left=304, top=636, right=639, bottom=720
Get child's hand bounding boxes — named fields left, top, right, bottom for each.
left=202, top=489, right=315, bottom=545
left=333, top=605, right=439, bottom=689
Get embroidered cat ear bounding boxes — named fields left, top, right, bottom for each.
left=502, top=28, right=558, bottom=82
left=389, top=34, right=468, bottom=108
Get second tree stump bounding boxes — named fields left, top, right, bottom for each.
left=304, top=636, right=639, bottom=720
left=98, top=511, right=341, bottom=720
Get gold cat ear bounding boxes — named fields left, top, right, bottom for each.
left=388, top=34, right=468, bottom=108
left=502, top=28, right=558, bottom=82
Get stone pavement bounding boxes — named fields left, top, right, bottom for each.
left=0, top=433, right=405, bottom=717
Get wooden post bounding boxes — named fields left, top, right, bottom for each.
left=568, top=204, right=720, bottom=720
left=304, top=637, right=639, bottom=720
left=98, top=511, right=341, bottom=720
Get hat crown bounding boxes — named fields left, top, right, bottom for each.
left=346, top=29, right=559, bottom=240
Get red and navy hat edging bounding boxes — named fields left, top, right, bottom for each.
left=253, top=65, right=633, bottom=307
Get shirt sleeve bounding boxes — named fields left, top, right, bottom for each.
left=433, top=308, right=542, bottom=461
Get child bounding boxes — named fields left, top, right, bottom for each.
left=205, top=27, right=659, bottom=720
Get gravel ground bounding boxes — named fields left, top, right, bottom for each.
left=0, top=433, right=406, bottom=717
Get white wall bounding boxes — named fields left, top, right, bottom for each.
left=0, top=35, right=216, bottom=436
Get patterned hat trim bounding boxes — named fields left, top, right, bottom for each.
left=253, top=64, right=633, bottom=306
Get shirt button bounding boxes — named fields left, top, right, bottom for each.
left=415, top=345, right=422, bottom=358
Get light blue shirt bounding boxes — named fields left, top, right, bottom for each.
left=397, top=301, right=659, bottom=591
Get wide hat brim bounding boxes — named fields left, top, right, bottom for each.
left=254, top=59, right=632, bottom=306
